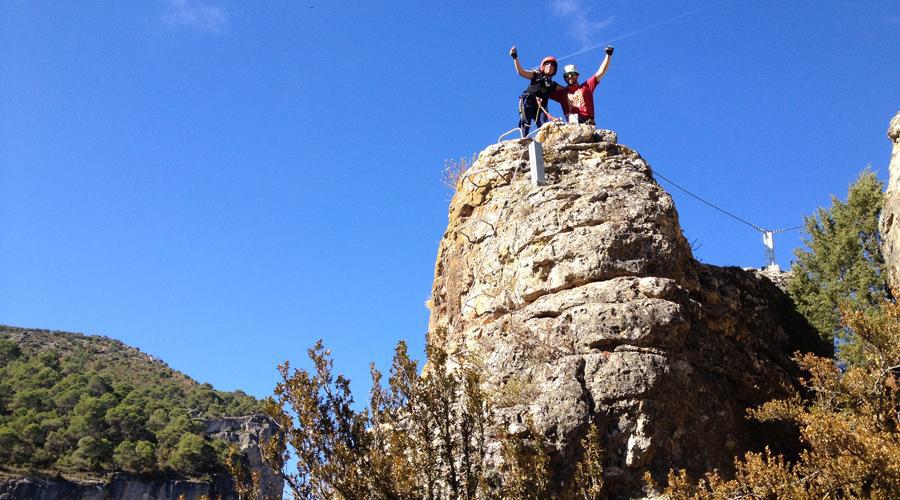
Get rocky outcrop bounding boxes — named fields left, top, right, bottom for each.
left=880, top=111, right=900, bottom=295
left=0, top=475, right=234, bottom=500
left=428, top=124, right=825, bottom=497
left=0, top=415, right=282, bottom=500
left=748, top=267, right=791, bottom=292
left=204, top=415, right=283, bottom=499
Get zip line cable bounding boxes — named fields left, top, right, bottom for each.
left=652, top=169, right=801, bottom=234
left=558, top=6, right=712, bottom=61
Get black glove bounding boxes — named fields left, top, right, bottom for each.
left=510, top=47, right=518, bottom=59
left=605, top=45, right=614, bottom=55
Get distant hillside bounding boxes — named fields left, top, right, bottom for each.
left=0, top=325, right=262, bottom=479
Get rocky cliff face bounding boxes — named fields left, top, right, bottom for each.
left=428, top=124, right=825, bottom=497
left=0, top=475, right=234, bottom=500
left=880, top=111, right=900, bottom=295
left=0, top=415, right=281, bottom=500
left=204, top=415, right=283, bottom=499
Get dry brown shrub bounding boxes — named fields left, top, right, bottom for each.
left=659, top=301, right=900, bottom=499
left=442, top=154, right=478, bottom=191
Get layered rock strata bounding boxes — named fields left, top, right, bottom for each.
left=428, top=123, right=824, bottom=497
left=880, top=111, right=900, bottom=295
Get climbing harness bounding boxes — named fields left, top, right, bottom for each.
left=537, top=99, right=560, bottom=123
left=498, top=99, right=563, bottom=142
left=508, top=92, right=563, bottom=142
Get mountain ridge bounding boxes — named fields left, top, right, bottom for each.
left=0, top=325, right=280, bottom=499
left=1, top=325, right=202, bottom=394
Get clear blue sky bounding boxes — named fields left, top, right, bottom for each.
left=2, top=1, right=899, bottom=400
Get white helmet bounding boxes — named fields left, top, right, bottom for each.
left=563, top=64, right=579, bottom=76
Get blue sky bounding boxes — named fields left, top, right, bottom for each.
left=2, top=0, right=899, bottom=400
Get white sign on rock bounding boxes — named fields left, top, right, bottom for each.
left=528, top=140, right=546, bottom=186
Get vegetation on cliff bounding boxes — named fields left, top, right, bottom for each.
left=660, top=301, right=900, bottom=499
left=788, top=169, right=888, bottom=355
left=661, top=170, right=899, bottom=497
left=258, top=336, right=605, bottom=499
left=260, top=315, right=895, bottom=499
left=0, top=326, right=261, bottom=479
left=251, top=165, right=899, bottom=498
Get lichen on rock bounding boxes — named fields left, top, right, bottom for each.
left=428, top=122, right=825, bottom=497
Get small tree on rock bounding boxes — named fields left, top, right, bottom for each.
left=788, top=169, right=888, bottom=357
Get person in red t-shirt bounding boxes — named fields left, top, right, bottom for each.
left=551, top=45, right=614, bottom=125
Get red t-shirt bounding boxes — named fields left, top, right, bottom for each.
left=550, top=75, right=599, bottom=119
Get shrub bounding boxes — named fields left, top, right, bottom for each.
left=658, top=302, right=900, bottom=498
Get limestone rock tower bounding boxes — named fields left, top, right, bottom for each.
left=427, top=124, right=825, bottom=497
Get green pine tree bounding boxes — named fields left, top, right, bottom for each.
left=168, top=434, right=217, bottom=476
left=788, top=169, right=888, bottom=355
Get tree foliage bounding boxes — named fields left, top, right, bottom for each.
left=167, top=433, right=218, bottom=476
left=262, top=335, right=615, bottom=499
left=665, top=169, right=898, bottom=496
left=0, top=327, right=261, bottom=478
left=658, top=301, right=900, bottom=499
left=262, top=339, right=493, bottom=498
left=788, top=169, right=888, bottom=352
left=224, top=443, right=264, bottom=500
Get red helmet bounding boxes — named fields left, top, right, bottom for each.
left=540, top=56, right=558, bottom=74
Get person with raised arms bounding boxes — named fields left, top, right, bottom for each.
left=510, top=46, right=561, bottom=137
left=551, top=45, right=614, bottom=126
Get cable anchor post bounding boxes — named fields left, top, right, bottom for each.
left=762, top=230, right=779, bottom=272
left=528, top=140, right=546, bottom=186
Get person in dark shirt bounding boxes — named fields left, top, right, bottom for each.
left=510, top=46, right=561, bottom=137
left=550, top=45, right=614, bottom=125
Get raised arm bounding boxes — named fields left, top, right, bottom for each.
left=595, top=45, right=614, bottom=80
left=510, top=46, right=535, bottom=80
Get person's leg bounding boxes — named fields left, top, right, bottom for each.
left=535, top=106, right=547, bottom=130
left=518, top=95, right=529, bottom=136
left=519, top=95, right=536, bottom=137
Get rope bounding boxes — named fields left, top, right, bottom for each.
left=537, top=98, right=561, bottom=123
left=519, top=99, right=563, bottom=140
left=652, top=169, right=800, bottom=234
